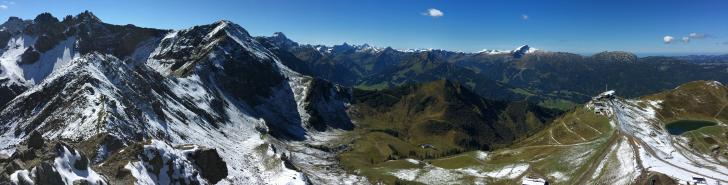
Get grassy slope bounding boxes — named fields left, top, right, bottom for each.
left=340, top=104, right=612, bottom=184
left=340, top=80, right=565, bottom=184
left=339, top=80, right=728, bottom=184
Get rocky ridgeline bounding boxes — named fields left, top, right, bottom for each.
left=0, top=132, right=228, bottom=184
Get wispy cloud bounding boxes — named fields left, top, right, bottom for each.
left=0, top=1, right=13, bottom=10
left=669, top=32, right=713, bottom=44
left=521, top=14, right=529, bottom=20
left=688, top=32, right=710, bottom=39
left=682, top=36, right=690, bottom=43
left=422, top=8, right=444, bottom=17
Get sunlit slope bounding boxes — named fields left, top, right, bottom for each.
left=339, top=80, right=560, bottom=184
left=338, top=80, right=728, bottom=185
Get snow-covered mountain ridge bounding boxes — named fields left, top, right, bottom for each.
left=0, top=12, right=362, bottom=184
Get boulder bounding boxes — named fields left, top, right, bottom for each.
left=73, top=152, right=89, bottom=171
left=19, top=47, right=40, bottom=64
left=27, top=131, right=45, bottom=149
left=32, top=162, right=64, bottom=185
left=73, top=179, right=91, bottom=185
left=15, top=149, right=36, bottom=162
left=189, top=148, right=228, bottom=184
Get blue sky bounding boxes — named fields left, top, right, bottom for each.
left=0, top=0, right=727, bottom=55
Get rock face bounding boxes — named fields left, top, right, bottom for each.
left=303, top=78, right=353, bottom=131
left=188, top=148, right=228, bottom=183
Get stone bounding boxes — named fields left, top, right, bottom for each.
left=32, top=162, right=64, bottom=185
left=73, top=152, right=89, bottom=171
left=16, top=149, right=36, bottom=162
left=27, top=131, right=45, bottom=149
left=189, top=148, right=228, bottom=184
left=73, top=179, right=91, bottom=185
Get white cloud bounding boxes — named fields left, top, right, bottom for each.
left=688, top=32, right=711, bottom=39
left=0, top=1, right=14, bottom=10
left=682, top=36, right=690, bottom=43
left=663, top=35, right=674, bottom=44
left=423, top=8, right=444, bottom=17
left=522, top=14, right=529, bottom=20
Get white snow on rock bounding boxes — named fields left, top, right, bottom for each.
left=125, top=161, right=157, bottom=184
left=481, top=163, right=529, bottom=179
left=612, top=138, right=640, bottom=185
left=390, top=169, right=419, bottom=181
left=0, top=35, right=78, bottom=87
left=474, top=151, right=488, bottom=160
left=479, top=45, right=541, bottom=55
left=405, top=158, right=420, bottom=165
left=9, top=169, right=32, bottom=184
left=20, top=37, right=78, bottom=85
left=125, top=140, right=206, bottom=184
left=548, top=171, right=568, bottom=183
left=707, top=81, right=723, bottom=88
left=0, top=35, right=35, bottom=86
left=478, top=49, right=510, bottom=55
left=522, top=177, right=548, bottom=185
left=417, top=166, right=465, bottom=185
left=54, top=145, right=107, bottom=185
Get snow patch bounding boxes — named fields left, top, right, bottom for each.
left=54, top=145, right=107, bottom=185
left=9, top=170, right=32, bottom=184
left=548, top=171, right=568, bottom=182
left=707, top=81, right=723, bottom=88
left=474, top=151, right=488, bottom=160
left=481, top=163, right=529, bottom=179
left=126, top=140, right=206, bottom=184
left=390, top=169, right=419, bottom=181
left=405, top=158, right=420, bottom=165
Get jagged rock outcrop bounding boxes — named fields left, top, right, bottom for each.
left=187, top=148, right=228, bottom=183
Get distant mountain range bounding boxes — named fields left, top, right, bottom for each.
left=257, top=33, right=728, bottom=110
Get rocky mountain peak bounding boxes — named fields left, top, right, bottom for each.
left=272, top=32, right=287, bottom=39
left=268, top=32, right=299, bottom=49
left=207, top=20, right=256, bottom=41
left=512, top=45, right=531, bottom=58
left=3, top=16, right=24, bottom=26
left=74, top=10, right=102, bottom=23
left=1, top=16, right=29, bottom=33
left=33, top=12, right=59, bottom=24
